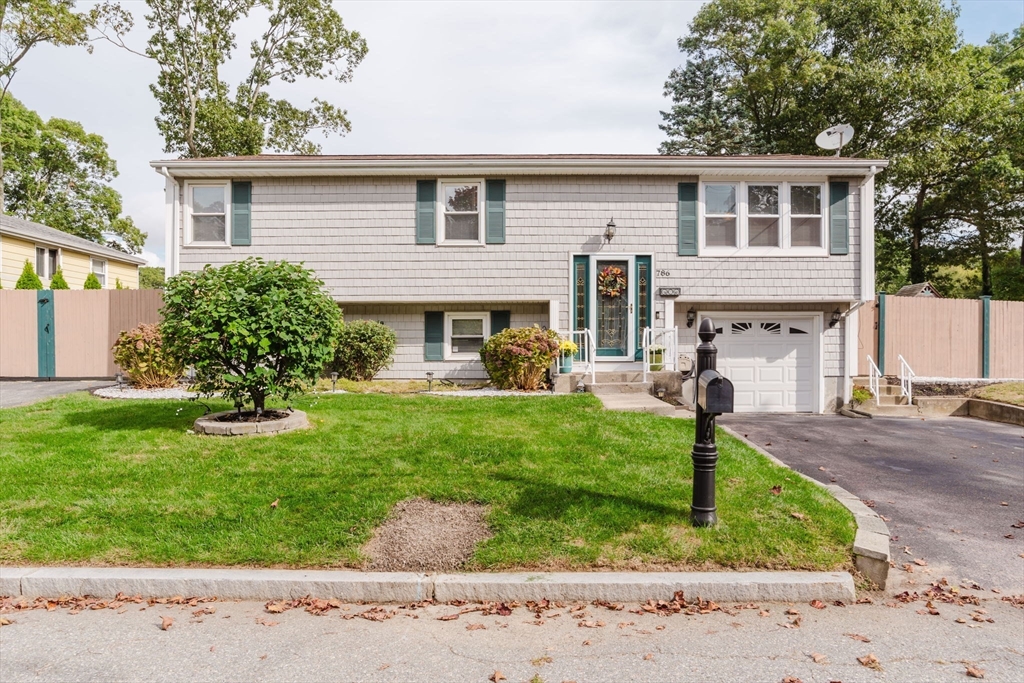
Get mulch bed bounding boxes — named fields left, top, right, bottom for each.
left=213, top=410, right=291, bottom=423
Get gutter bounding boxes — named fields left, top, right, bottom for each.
left=156, top=166, right=179, bottom=277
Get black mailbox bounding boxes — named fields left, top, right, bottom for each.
left=697, top=370, right=734, bottom=415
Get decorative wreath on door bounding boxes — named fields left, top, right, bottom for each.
left=597, top=266, right=627, bottom=298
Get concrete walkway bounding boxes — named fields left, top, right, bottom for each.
left=594, top=392, right=676, bottom=416
left=0, top=380, right=110, bottom=408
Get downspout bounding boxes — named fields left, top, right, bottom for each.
left=840, top=299, right=866, bottom=408
left=156, top=167, right=179, bottom=277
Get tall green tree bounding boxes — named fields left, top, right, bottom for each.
left=1, top=95, right=145, bottom=253
left=98, top=0, right=368, bottom=157
left=660, top=0, right=1024, bottom=297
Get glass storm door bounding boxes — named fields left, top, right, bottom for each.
left=596, top=260, right=629, bottom=356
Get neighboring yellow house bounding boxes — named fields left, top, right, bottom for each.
left=0, top=214, right=145, bottom=290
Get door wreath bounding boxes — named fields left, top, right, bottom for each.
left=597, top=266, right=627, bottom=298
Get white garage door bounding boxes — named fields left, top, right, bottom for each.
left=710, top=317, right=817, bottom=413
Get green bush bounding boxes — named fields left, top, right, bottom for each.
left=115, top=278, right=124, bottom=289
left=851, top=386, right=873, bottom=406
left=331, top=320, right=396, bottom=381
left=112, top=323, right=183, bottom=388
left=161, top=258, right=342, bottom=412
left=83, top=272, right=102, bottom=289
left=15, top=261, right=42, bottom=289
left=49, top=268, right=69, bottom=289
left=479, top=325, right=561, bottom=391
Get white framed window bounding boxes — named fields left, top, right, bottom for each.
left=35, top=246, right=60, bottom=280
left=185, top=181, right=230, bottom=246
left=91, top=258, right=107, bottom=287
left=438, top=180, right=483, bottom=245
left=699, top=181, right=827, bottom=256
left=445, top=312, right=489, bottom=359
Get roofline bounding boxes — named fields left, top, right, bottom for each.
left=150, top=154, right=888, bottom=178
left=0, top=223, right=147, bottom=265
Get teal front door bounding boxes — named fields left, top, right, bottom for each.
left=596, top=260, right=629, bottom=356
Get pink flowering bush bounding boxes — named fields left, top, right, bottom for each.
left=111, top=323, right=183, bottom=388
left=479, top=325, right=561, bottom=391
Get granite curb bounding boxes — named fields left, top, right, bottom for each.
left=719, top=425, right=891, bottom=589
left=0, top=567, right=854, bottom=604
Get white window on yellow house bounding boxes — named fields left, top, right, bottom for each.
left=91, top=258, right=107, bottom=287
left=35, top=246, right=59, bottom=280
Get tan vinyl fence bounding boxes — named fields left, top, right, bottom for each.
left=0, top=289, right=163, bottom=379
left=857, top=295, right=1023, bottom=380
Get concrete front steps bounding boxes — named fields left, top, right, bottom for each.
left=851, top=378, right=920, bottom=416
left=551, top=371, right=677, bottom=416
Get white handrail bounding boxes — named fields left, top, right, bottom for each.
left=866, top=355, right=882, bottom=406
left=566, top=328, right=597, bottom=386
left=642, top=326, right=678, bottom=383
left=897, top=354, right=916, bottom=403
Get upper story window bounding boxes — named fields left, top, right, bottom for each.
left=91, top=258, right=107, bottom=287
left=700, top=181, right=826, bottom=255
left=35, top=246, right=60, bottom=280
left=185, top=182, right=230, bottom=246
left=439, top=180, right=483, bottom=245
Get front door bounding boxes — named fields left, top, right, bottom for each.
left=596, top=260, right=630, bottom=356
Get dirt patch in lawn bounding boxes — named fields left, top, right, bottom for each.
left=363, top=498, right=492, bottom=571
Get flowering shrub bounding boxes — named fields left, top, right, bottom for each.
left=112, top=323, right=183, bottom=388
left=479, top=325, right=561, bottom=391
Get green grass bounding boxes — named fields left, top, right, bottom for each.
left=972, top=381, right=1024, bottom=407
left=0, top=392, right=854, bottom=571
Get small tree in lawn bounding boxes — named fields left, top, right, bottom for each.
left=15, top=261, right=42, bottom=289
left=161, top=258, right=342, bottom=414
left=83, top=272, right=102, bottom=289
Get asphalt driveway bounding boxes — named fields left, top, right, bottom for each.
left=0, top=380, right=111, bottom=408
left=719, top=413, right=1024, bottom=592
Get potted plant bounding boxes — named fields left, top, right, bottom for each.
left=648, top=344, right=665, bottom=371
left=559, top=338, right=579, bottom=374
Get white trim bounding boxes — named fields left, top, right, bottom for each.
left=91, top=256, right=108, bottom=288
left=699, top=180, right=828, bottom=257
left=436, top=178, right=484, bottom=246
left=164, top=174, right=179, bottom=277
left=33, top=244, right=62, bottom=281
left=845, top=305, right=856, bottom=400
left=444, top=311, right=490, bottom=360
left=697, top=310, right=825, bottom=414
left=861, top=173, right=876, bottom=301
left=590, top=253, right=638, bottom=361
left=183, top=180, right=231, bottom=247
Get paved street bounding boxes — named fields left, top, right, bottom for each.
left=0, top=380, right=111, bottom=408
left=720, top=413, right=1024, bottom=593
left=1, top=593, right=1022, bottom=682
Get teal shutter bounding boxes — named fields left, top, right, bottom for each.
left=490, top=310, right=511, bottom=335
left=424, top=311, right=444, bottom=360
left=416, top=180, right=436, bottom=244
left=36, top=290, right=55, bottom=378
left=677, top=182, right=698, bottom=255
left=829, top=181, right=850, bottom=255
left=231, top=181, right=252, bottom=246
left=485, top=179, right=506, bottom=244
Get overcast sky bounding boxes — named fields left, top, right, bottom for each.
left=11, top=0, right=1021, bottom=267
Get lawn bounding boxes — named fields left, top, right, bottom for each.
left=0, top=392, right=854, bottom=571
left=972, top=381, right=1024, bottom=407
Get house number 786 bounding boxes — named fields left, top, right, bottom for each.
left=657, top=269, right=671, bottom=277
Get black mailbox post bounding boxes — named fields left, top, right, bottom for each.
left=691, top=318, right=734, bottom=527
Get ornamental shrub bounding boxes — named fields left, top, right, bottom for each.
left=479, top=325, right=561, bottom=391
left=112, top=323, right=183, bottom=388
left=83, top=272, right=102, bottom=289
left=15, top=260, right=42, bottom=289
left=161, top=258, right=342, bottom=411
left=331, top=319, right=396, bottom=381
left=49, top=268, right=69, bottom=289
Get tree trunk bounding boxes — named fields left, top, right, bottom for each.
left=908, top=188, right=927, bottom=285
left=249, top=390, right=265, bottom=414
left=979, top=227, right=993, bottom=297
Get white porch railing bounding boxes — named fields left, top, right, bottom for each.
left=642, top=326, right=679, bottom=383
left=564, top=328, right=596, bottom=386
left=866, top=355, right=882, bottom=406
left=898, top=354, right=916, bottom=403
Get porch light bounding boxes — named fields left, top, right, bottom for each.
left=829, top=308, right=842, bottom=328
left=686, top=307, right=697, bottom=328
left=426, top=371, right=434, bottom=392
left=330, top=372, right=338, bottom=392
left=604, top=218, right=616, bottom=242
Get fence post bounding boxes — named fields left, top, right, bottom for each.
left=876, top=292, right=886, bottom=376
left=980, top=295, right=991, bottom=379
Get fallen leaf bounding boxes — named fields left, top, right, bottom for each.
left=903, top=546, right=913, bottom=554
left=437, top=613, right=460, bottom=621
left=617, top=621, right=635, bottom=629
left=903, top=563, right=915, bottom=573
left=643, top=653, right=654, bottom=660
left=255, top=617, right=278, bottom=627
left=489, top=671, right=506, bottom=683
left=378, top=664, right=390, bottom=671
left=845, top=633, right=871, bottom=642
left=955, top=618, right=967, bottom=624
left=858, top=653, right=882, bottom=671
left=771, top=485, right=783, bottom=495
left=265, top=600, right=289, bottom=614
left=160, top=616, right=173, bottom=631
left=810, top=600, right=826, bottom=610
left=531, top=656, right=552, bottom=666
left=270, top=498, right=279, bottom=508
left=0, top=617, right=13, bottom=626
left=581, top=640, right=591, bottom=646
left=1005, top=534, right=1015, bottom=539
left=818, top=466, right=826, bottom=471
left=811, top=652, right=828, bottom=664
left=758, top=610, right=770, bottom=617
left=1000, top=502, right=1008, bottom=506
left=779, top=616, right=802, bottom=629
left=781, top=677, right=803, bottom=683
left=966, top=665, right=986, bottom=678
left=466, top=623, right=486, bottom=631
left=578, top=620, right=605, bottom=628
left=1011, top=520, right=1024, bottom=529
left=913, top=558, right=928, bottom=566
left=785, top=608, right=800, bottom=616
left=655, top=625, right=665, bottom=630
left=862, top=499, right=876, bottom=508
left=259, top=654, right=267, bottom=660
left=791, top=512, right=806, bottom=520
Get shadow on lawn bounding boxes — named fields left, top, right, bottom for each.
left=62, top=400, right=211, bottom=433
left=495, top=472, right=689, bottom=527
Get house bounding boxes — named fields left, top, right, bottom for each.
left=894, top=282, right=943, bottom=298
left=151, top=154, right=887, bottom=413
left=0, top=214, right=145, bottom=289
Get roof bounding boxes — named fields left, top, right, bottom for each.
left=0, top=214, right=147, bottom=265
left=895, top=282, right=943, bottom=298
left=151, top=153, right=888, bottom=179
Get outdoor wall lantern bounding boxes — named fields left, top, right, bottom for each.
left=330, top=372, right=338, bottom=392
left=426, top=371, right=434, bottom=392
left=604, top=218, right=616, bottom=243
left=686, top=307, right=697, bottom=328
left=829, top=308, right=842, bottom=328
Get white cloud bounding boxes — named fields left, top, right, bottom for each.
left=141, top=250, right=164, bottom=268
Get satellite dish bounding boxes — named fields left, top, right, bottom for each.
left=815, top=124, right=855, bottom=156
